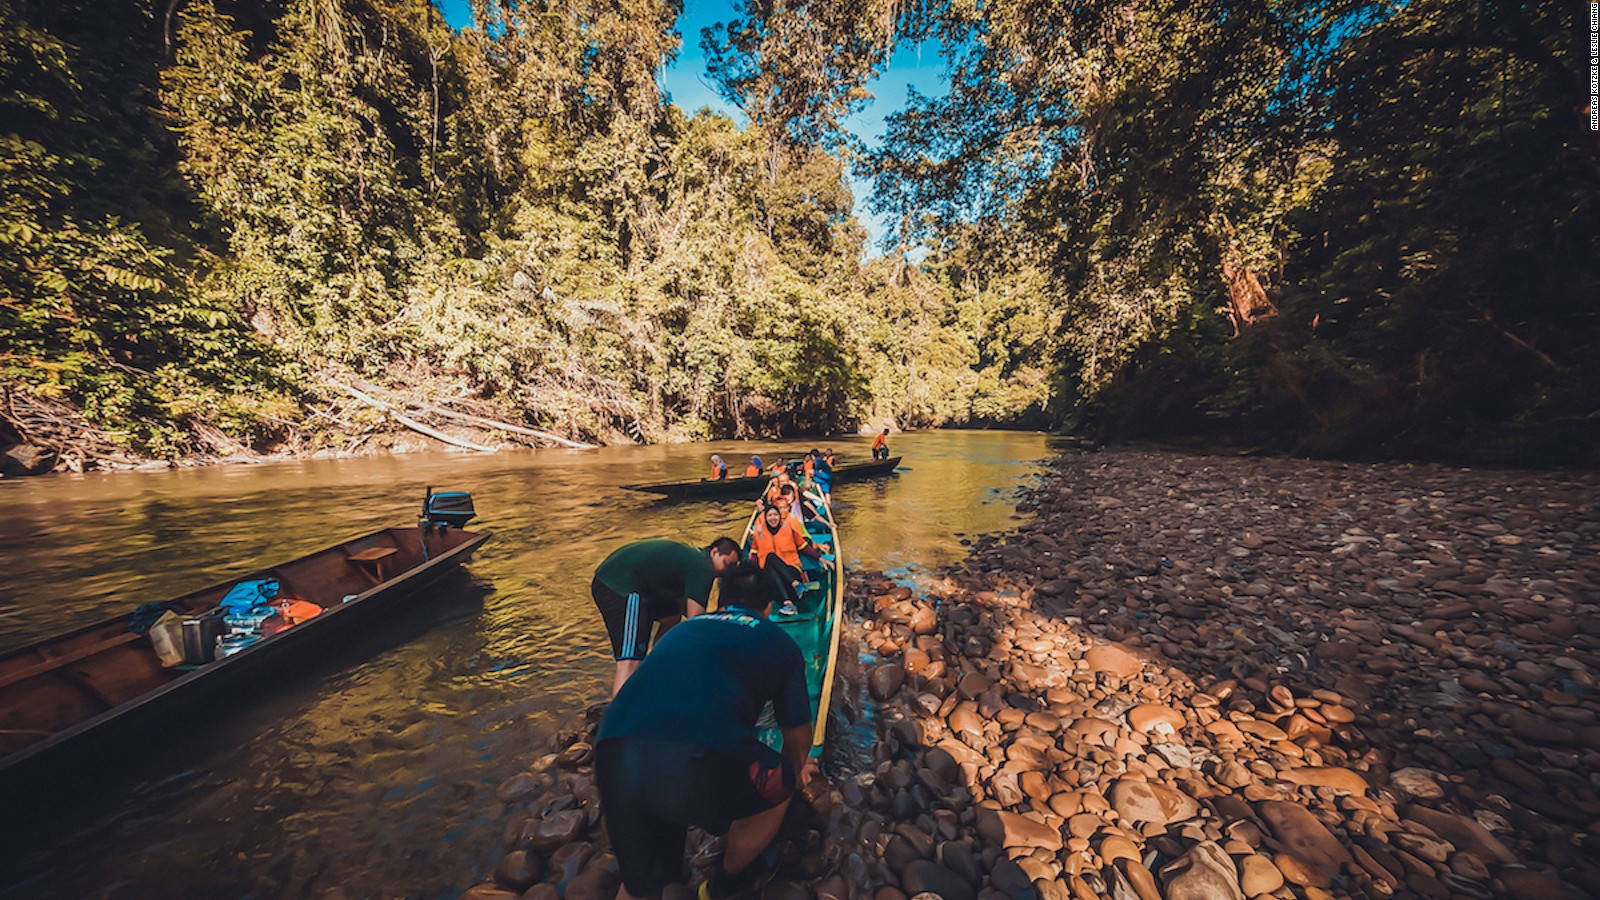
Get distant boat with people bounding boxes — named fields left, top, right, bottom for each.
left=623, top=455, right=901, bottom=501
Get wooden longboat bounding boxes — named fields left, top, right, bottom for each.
left=0, top=520, right=489, bottom=791
left=624, top=455, right=901, bottom=501
left=738, top=486, right=845, bottom=757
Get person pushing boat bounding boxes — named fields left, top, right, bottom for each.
left=871, top=428, right=890, bottom=460
left=591, top=537, right=742, bottom=695
left=596, top=561, right=812, bottom=900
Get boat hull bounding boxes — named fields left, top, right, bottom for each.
left=740, top=490, right=844, bottom=757
left=0, top=526, right=489, bottom=798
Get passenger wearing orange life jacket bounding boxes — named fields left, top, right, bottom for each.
left=709, top=455, right=728, bottom=481
left=750, top=504, right=828, bottom=616
left=744, top=456, right=762, bottom=478
left=764, top=467, right=794, bottom=506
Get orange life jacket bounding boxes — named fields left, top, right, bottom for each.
left=711, top=462, right=726, bottom=479
left=751, top=517, right=808, bottom=569
left=745, top=464, right=761, bottom=477
left=872, top=433, right=887, bottom=450
left=803, top=457, right=815, bottom=477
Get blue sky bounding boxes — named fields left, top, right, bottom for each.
left=433, top=0, right=945, bottom=246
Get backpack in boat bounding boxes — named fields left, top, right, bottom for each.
left=219, top=578, right=279, bottom=612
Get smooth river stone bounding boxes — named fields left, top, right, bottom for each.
left=493, top=851, right=542, bottom=890
left=1085, top=644, right=1142, bottom=679
left=1236, top=719, right=1288, bottom=742
left=525, top=809, right=586, bottom=853
left=1127, top=703, right=1184, bottom=734
left=1403, top=805, right=1515, bottom=864
left=1279, top=766, right=1369, bottom=794
left=1159, top=841, right=1243, bottom=900
left=1109, top=779, right=1198, bottom=826
left=977, top=808, right=1063, bottom=851
left=1389, top=768, right=1445, bottom=800
left=1239, top=854, right=1284, bottom=895
left=1097, top=834, right=1140, bottom=865
left=871, top=662, right=906, bottom=700
left=1255, top=801, right=1351, bottom=874
left=903, top=860, right=977, bottom=900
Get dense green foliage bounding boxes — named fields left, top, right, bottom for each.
left=1, top=0, right=1047, bottom=460
left=865, top=0, right=1598, bottom=461
left=3, top=0, right=1591, bottom=464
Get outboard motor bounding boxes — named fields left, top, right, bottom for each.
left=420, top=487, right=475, bottom=561
left=421, top=487, right=476, bottom=530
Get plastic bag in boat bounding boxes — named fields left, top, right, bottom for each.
left=219, top=578, right=279, bottom=612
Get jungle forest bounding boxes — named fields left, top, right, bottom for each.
left=1, top=0, right=1594, bottom=467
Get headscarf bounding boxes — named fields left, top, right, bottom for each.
left=711, top=454, right=724, bottom=468
left=750, top=455, right=762, bottom=471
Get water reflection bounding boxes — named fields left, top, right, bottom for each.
left=0, top=430, right=1051, bottom=897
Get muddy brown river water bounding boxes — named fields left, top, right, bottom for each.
left=0, top=430, right=1054, bottom=898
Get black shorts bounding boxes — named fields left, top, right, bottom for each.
left=596, top=737, right=794, bottom=895
left=592, top=577, right=668, bottom=661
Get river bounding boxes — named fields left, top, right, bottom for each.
left=0, top=430, right=1054, bottom=898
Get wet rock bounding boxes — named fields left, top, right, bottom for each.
left=1111, top=858, right=1161, bottom=900
left=1389, top=767, right=1444, bottom=799
left=1109, top=779, right=1197, bottom=826
left=556, top=741, right=593, bottom=768
left=520, top=885, right=560, bottom=900
left=958, top=673, right=992, bottom=699
left=1, top=443, right=56, bottom=476
left=815, top=874, right=850, bottom=900
left=1256, top=800, right=1349, bottom=878
left=1278, top=766, right=1369, bottom=794
left=1126, top=703, right=1183, bottom=735
left=525, top=810, right=586, bottom=853
left=1237, top=854, right=1283, bottom=896
left=976, top=809, right=1063, bottom=851
left=1497, top=867, right=1575, bottom=900
left=564, top=857, right=619, bottom=900
left=546, top=841, right=596, bottom=889
left=873, top=663, right=907, bottom=700
left=1159, top=841, right=1242, bottom=900
left=903, top=860, right=977, bottom=900
left=1085, top=645, right=1141, bottom=679
left=884, top=835, right=923, bottom=875
left=499, top=773, right=543, bottom=803
left=1271, top=853, right=1330, bottom=889
left=1403, top=805, right=1515, bottom=864
left=989, top=859, right=1036, bottom=900
left=462, top=886, right=519, bottom=900
left=494, top=851, right=542, bottom=890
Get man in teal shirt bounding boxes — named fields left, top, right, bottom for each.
left=591, top=537, right=742, bottom=695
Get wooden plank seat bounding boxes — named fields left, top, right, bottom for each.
left=0, top=632, right=142, bottom=692
left=344, top=546, right=399, bottom=585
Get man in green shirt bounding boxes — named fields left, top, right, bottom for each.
left=591, top=537, right=742, bottom=695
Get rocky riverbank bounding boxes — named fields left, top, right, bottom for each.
left=465, top=449, right=1599, bottom=900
